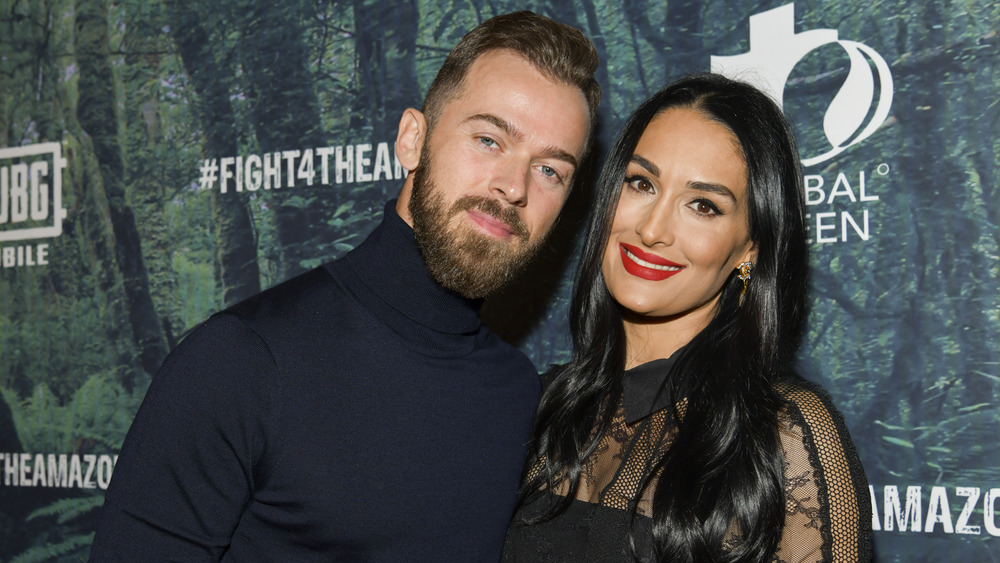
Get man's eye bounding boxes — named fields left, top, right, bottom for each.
left=536, top=165, right=565, bottom=185
left=479, top=137, right=497, bottom=148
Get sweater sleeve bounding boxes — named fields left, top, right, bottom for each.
left=774, top=380, right=874, bottom=563
left=90, top=314, right=276, bottom=561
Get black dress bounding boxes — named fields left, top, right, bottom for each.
left=503, top=358, right=873, bottom=562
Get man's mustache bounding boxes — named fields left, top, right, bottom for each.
left=449, top=195, right=529, bottom=241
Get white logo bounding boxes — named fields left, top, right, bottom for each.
left=0, top=142, right=68, bottom=242
left=711, top=4, right=893, bottom=166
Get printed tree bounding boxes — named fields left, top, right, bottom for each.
left=0, top=0, right=998, bottom=560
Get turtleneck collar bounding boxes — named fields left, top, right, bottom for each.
left=339, top=200, right=482, bottom=336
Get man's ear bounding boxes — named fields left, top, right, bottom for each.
left=395, top=108, right=426, bottom=171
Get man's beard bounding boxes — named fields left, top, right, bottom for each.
left=409, top=152, right=545, bottom=299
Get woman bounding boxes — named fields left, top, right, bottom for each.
left=503, top=74, right=872, bottom=562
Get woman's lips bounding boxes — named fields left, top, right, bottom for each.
left=619, top=243, right=683, bottom=281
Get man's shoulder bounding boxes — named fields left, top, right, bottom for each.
left=166, top=264, right=348, bottom=360
left=223, top=264, right=343, bottom=327
left=162, top=264, right=350, bottom=381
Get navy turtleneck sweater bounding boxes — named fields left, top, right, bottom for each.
left=91, top=201, right=541, bottom=561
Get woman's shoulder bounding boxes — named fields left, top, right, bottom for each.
left=774, top=372, right=836, bottom=402
left=772, top=374, right=874, bottom=562
left=773, top=374, right=853, bottom=436
left=772, top=374, right=864, bottom=465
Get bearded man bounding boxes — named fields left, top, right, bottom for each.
left=91, top=11, right=600, bottom=562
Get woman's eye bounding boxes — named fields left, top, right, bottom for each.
left=540, top=165, right=557, bottom=178
left=692, top=199, right=721, bottom=215
left=625, top=176, right=654, bottom=193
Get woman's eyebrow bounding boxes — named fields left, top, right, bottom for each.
left=630, top=154, right=660, bottom=177
left=689, top=181, right=737, bottom=202
left=630, top=153, right=738, bottom=202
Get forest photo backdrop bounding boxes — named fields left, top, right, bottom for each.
left=1, top=0, right=998, bottom=560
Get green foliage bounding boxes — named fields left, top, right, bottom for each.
left=0, top=275, right=139, bottom=400
left=171, top=252, right=221, bottom=331
left=1, top=0, right=999, bottom=560
left=9, top=533, right=94, bottom=563
left=2, top=374, right=135, bottom=561
left=4, top=373, right=140, bottom=454
left=28, top=496, right=105, bottom=525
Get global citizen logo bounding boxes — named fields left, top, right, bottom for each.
left=0, top=143, right=67, bottom=267
left=711, top=3, right=893, bottom=166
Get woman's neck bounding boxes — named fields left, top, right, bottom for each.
left=621, top=311, right=710, bottom=369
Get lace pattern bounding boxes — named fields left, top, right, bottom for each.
left=508, top=378, right=872, bottom=562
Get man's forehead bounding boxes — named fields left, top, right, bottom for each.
left=456, top=50, right=574, bottom=104
left=423, top=49, right=589, bottom=162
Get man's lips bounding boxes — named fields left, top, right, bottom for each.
left=466, top=208, right=515, bottom=238
left=619, top=243, right=683, bottom=281
left=450, top=195, right=529, bottom=241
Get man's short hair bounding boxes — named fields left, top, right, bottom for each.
left=421, top=11, right=601, bottom=133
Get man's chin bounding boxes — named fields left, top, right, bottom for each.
left=428, top=235, right=538, bottom=299
left=408, top=171, right=537, bottom=297
left=456, top=223, right=521, bottom=250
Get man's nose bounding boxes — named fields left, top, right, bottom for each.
left=489, top=163, right=529, bottom=207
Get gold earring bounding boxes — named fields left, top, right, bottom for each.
left=737, top=261, right=754, bottom=298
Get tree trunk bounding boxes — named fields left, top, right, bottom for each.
left=74, top=0, right=167, bottom=383
left=166, top=0, right=262, bottom=307
left=662, top=0, right=704, bottom=78
left=235, top=0, right=335, bottom=279
left=123, top=0, right=185, bottom=345
left=0, top=393, right=30, bottom=554
left=350, top=0, right=419, bottom=138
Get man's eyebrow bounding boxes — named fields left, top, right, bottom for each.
left=466, top=113, right=524, bottom=142
left=630, top=153, right=737, bottom=202
left=465, top=113, right=578, bottom=169
left=540, top=146, right=578, bottom=169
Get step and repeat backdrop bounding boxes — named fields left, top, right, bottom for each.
left=1, top=0, right=997, bottom=560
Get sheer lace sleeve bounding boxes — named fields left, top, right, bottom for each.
left=773, top=380, right=873, bottom=563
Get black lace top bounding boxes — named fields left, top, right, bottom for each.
left=503, top=359, right=873, bottom=562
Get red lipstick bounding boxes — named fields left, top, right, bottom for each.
left=619, top=243, right=683, bottom=281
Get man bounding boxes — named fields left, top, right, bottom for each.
left=90, top=11, right=600, bottom=561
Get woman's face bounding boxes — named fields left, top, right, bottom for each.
left=601, top=107, right=756, bottom=332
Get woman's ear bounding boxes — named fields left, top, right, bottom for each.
left=740, top=242, right=758, bottom=267
left=395, top=108, right=426, bottom=172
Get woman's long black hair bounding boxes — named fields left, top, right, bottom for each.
left=517, top=74, right=809, bottom=562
